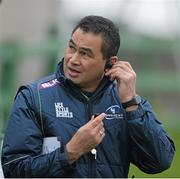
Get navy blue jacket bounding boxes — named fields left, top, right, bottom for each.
left=1, top=61, right=175, bottom=178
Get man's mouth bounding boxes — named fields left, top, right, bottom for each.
left=68, top=67, right=81, bottom=78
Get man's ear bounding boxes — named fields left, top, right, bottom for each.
left=110, top=56, right=118, bottom=64
left=105, top=56, right=118, bottom=70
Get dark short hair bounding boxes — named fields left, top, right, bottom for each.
left=72, top=15, right=120, bottom=60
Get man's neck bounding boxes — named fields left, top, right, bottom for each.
left=80, top=74, right=105, bottom=93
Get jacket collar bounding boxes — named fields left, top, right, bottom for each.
left=56, top=58, right=113, bottom=101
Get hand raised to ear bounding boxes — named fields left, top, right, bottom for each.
left=105, top=60, right=137, bottom=103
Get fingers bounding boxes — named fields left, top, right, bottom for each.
left=90, top=113, right=106, bottom=128
left=93, top=114, right=106, bottom=140
left=105, top=61, right=136, bottom=82
left=95, top=120, right=104, bottom=134
left=90, top=113, right=106, bottom=139
left=105, top=61, right=134, bottom=76
left=106, top=68, right=134, bottom=82
left=98, top=130, right=105, bottom=140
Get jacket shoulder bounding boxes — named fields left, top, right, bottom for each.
left=13, top=73, right=57, bottom=112
left=15, top=73, right=56, bottom=95
left=29, top=73, right=57, bottom=89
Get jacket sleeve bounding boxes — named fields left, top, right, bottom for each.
left=127, top=99, right=175, bottom=174
left=1, top=87, right=74, bottom=178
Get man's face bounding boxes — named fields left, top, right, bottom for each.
left=64, top=28, right=107, bottom=92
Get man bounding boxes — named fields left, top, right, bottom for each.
left=1, top=15, right=175, bottom=178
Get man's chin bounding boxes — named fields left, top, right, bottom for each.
left=65, top=74, right=83, bottom=86
left=68, top=77, right=81, bottom=86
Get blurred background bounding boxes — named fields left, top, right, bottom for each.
left=0, top=0, right=180, bottom=177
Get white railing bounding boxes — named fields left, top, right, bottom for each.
left=0, top=140, right=4, bottom=178
left=0, top=161, right=4, bottom=178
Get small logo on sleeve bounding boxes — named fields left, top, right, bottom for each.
left=40, top=79, right=60, bottom=89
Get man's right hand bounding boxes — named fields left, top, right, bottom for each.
left=66, top=113, right=106, bottom=164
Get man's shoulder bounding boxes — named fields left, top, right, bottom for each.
left=26, top=73, right=58, bottom=90
left=30, top=73, right=56, bottom=86
left=15, top=74, right=57, bottom=97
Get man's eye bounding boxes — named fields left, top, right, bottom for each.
left=81, top=51, right=90, bottom=57
left=69, top=44, right=76, bottom=52
left=69, top=45, right=75, bottom=49
left=81, top=51, right=87, bottom=55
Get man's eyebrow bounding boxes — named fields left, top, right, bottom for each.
left=69, top=39, right=76, bottom=46
left=69, top=39, right=93, bottom=56
left=80, top=47, right=94, bottom=57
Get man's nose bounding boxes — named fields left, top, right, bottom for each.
left=69, top=52, right=80, bottom=65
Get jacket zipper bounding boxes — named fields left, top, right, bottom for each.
left=90, top=148, right=97, bottom=177
left=84, top=98, right=97, bottom=178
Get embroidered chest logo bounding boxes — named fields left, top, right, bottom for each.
left=55, top=102, right=73, bottom=118
left=105, top=105, right=124, bottom=120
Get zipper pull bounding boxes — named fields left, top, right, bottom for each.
left=91, top=148, right=97, bottom=159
